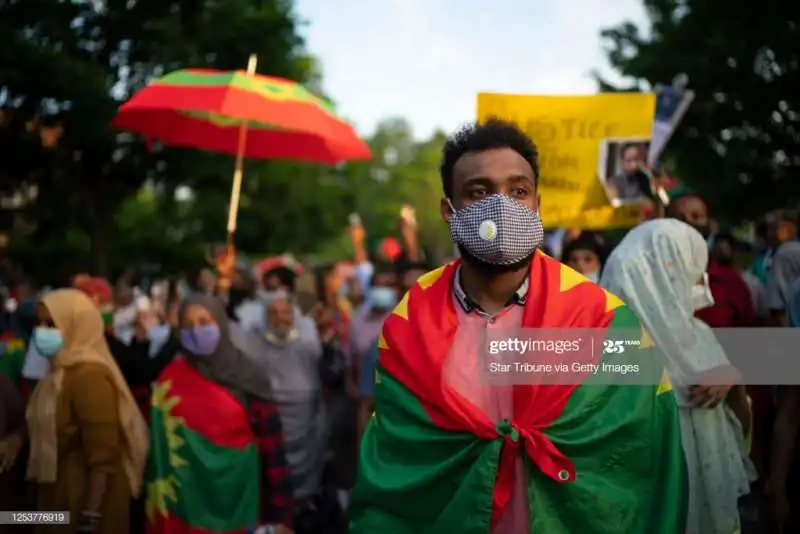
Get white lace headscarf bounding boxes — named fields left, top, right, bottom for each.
left=601, top=219, right=755, bottom=534
left=600, top=218, right=723, bottom=389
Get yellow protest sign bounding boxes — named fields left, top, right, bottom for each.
left=476, top=93, right=655, bottom=229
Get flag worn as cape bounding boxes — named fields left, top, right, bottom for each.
left=146, top=357, right=260, bottom=534
left=350, top=252, right=687, bottom=534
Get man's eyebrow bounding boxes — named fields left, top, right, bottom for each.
left=508, top=174, right=534, bottom=184
left=460, top=176, right=493, bottom=186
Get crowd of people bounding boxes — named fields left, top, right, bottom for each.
left=0, top=117, right=798, bottom=533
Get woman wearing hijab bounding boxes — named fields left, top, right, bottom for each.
left=25, top=289, right=149, bottom=533
left=146, top=294, right=294, bottom=534
left=601, top=219, right=755, bottom=534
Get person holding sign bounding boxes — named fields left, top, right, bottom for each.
left=349, top=118, right=686, bottom=534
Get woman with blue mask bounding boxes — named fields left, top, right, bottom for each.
left=145, top=294, right=295, bottom=534
left=24, top=289, right=149, bottom=534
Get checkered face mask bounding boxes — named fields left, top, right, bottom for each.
left=447, top=194, right=544, bottom=265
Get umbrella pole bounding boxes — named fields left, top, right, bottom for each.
left=225, top=54, right=259, bottom=245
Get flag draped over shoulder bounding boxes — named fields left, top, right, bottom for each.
left=350, top=252, right=687, bottom=534
left=146, top=358, right=260, bottom=534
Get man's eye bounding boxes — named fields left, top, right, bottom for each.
left=470, top=189, right=487, bottom=198
left=512, top=187, right=529, bottom=197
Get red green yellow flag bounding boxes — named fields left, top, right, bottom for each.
left=350, top=253, right=687, bottom=533
left=146, top=358, right=260, bottom=534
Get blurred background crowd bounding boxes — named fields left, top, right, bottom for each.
left=0, top=0, right=799, bottom=533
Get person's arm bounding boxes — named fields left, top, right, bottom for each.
left=604, top=179, right=621, bottom=203
left=70, top=366, right=120, bottom=524
left=213, top=243, right=236, bottom=299
left=399, top=205, right=421, bottom=262
left=349, top=222, right=368, bottom=265
left=348, top=222, right=375, bottom=300
left=353, top=262, right=374, bottom=301
left=249, top=398, right=294, bottom=529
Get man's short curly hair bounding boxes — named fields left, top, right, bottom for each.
left=439, top=117, right=539, bottom=198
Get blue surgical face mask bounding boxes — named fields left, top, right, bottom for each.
left=179, top=324, right=221, bottom=357
left=586, top=270, right=600, bottom=284
left=33, top=327, right=64, bottom=358
left=369, top=286, right=398, bottom=311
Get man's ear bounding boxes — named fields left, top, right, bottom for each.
left=440, top=198, right=452, bottom=224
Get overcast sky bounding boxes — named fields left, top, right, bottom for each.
left=294, top=0, right=648, bottom=139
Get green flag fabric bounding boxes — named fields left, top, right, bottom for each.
left=350, top=255, right=687, bottom=533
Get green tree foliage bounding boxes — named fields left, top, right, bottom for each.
left=599, top=0, right=800, bottom=221
left=0, top=0, right=319, bottom=279
left=337, top=118, right=451, bottom=265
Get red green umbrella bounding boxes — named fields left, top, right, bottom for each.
left=113, top=66, right=371, bottom=164
left=114, top=56, right=371, bottom=244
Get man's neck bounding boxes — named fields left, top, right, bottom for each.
left=459, top=262, right=527, bottom=315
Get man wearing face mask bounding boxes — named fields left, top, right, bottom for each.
left=350, top=119, right=686, bottom=534
left=258, top=266, right=319, bottom=343
left=262, top=296, right=340, bottom=532
left=344, top=268, right=398, bottom=400
left=668, top=192, right=713, bottom=242
left=561, top=234, right=606, bottom=283
left=669, top=196, right=756, bottom=327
